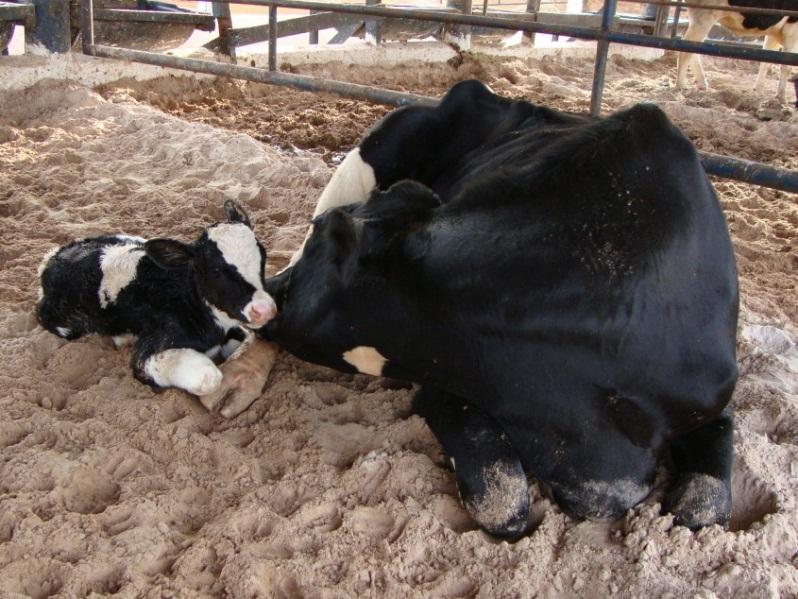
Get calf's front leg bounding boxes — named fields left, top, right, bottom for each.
left=133, top=336, right=222, bottom=396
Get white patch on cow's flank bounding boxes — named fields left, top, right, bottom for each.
left=342, top=346, right=387, bottom=376
left=98, top=243, right=145, bottom=308
left=56, top=327, right=71, bottom=338
left=144, top=348, right=222, bottom=395
left=313, top=148, right=376, bottom=217
left=207, top=223, right=264, bottom=291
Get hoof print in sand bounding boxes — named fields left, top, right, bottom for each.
left=59, top=467, right=120, bottom=515
left=730, top=465, right=779, bottom=531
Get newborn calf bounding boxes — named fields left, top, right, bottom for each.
left=36, top=201, right=277, bottom=396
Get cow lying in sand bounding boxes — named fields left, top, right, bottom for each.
left=36, top=200, right=277, bottom=402
left=677, top=0, right=798, bottom=102
left=205, top=81, right=739, bottom=539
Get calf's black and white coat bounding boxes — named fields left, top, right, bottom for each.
left=36, top=201, right=276, bottom=399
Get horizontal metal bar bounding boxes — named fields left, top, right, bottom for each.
left=700, top=152, right=798, bottom=193
left=600, top=0, right=798, bottom=20
left=90, top=44, right=438, bottom=107
left=86, top=44, right=798, bottom=193
left=181, top=0, right=798, bottom=65
left=0, top=2, right=36, bottom=27
left=94, top=8, right=216, bottom=30
left=222, top=12, right=357, bottom=47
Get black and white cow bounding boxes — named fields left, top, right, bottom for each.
left=214, top=81, right=739, bottom=539
left=677, top=0, right=798, bottom=102
left=36, top=201, right=276, bottom=404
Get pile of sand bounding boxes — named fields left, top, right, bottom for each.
left=1, top=50, right=797, bottom=597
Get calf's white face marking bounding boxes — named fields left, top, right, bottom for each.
left=144, top=348, right=222, bottom=395
left=208, top=224, right=263, bottom=290
left=207, top=223, right=277, bottom=327
left=342, top=346, right=387, bottom=376
left=98, top=243, right=145, bottom=308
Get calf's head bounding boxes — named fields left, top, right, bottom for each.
left=145, top=201, right=277, bottom=329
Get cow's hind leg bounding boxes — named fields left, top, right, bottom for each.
left=413, top=387, right=529, bottom=539
left=663, top=407, right=733, bottom=529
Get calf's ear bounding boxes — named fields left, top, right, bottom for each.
left=145, top=239, right=195, bottom=270
left=224, top=200, right=252, bottom=228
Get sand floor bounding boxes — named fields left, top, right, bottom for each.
left=1, top=47, right=798, bottom=597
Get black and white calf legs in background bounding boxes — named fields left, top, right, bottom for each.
left=664, top=407, right=734, bottom=529
left=413, top=387, right=529, bottom=539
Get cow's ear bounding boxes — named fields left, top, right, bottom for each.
left=323, top=208, right=357, bottom=274
left=145, top=239, right=195, bottom=270
left=361, top=180, right=441, bottom=222
left=224, top=200, right=252, bottom=228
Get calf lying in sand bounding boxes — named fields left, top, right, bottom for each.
left=36, top=200, right=277, bottom=398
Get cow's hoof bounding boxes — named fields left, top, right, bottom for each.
left=664, top=472, right=731, bottom=530
left=460, top=460, right=529, bottom=540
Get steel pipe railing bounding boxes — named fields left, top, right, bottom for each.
left=86, top=44, right=798, bottom=194
left=165, top=0, right=798, bottom=66
left=78, top=0, right=798, bottom=193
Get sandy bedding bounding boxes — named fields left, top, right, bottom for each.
left=1, top=48, right=797, bottom=597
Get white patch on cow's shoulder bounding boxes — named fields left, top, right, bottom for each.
left=56, top=326, right=71, bottom=338
left=98, top=243, right=145, bottom=308
left=144, top=348, right=222, bottom=395
left=313, top=148, right=376, bottom=218
left=207, top=223, right=264, bottom=291
left=342, top=346, right=387, bottom=376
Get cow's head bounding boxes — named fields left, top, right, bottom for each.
left=263, top=180, right=440, bottom=369
left=145, top=200, right=277, bottom=329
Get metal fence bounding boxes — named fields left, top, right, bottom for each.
left=70, top=0, right=798, bottom=193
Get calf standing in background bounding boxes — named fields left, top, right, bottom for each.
left=36, top=201, right=277, bottom=400
left=677, top=0, right=798, bottom=102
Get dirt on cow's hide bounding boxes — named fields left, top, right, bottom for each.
left=1, top=48, right=798, bottom=597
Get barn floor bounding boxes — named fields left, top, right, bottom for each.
left=1, top=46, right=797, bottom=598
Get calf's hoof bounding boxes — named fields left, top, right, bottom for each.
left=186, top=363, right=223, bottom=396
left=664, top=472, right=731, bottom=530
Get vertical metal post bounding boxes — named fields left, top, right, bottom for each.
left=589, top=0, right=616, bottom=116
left=653, top=3, right=669, bottom=38
left=212, top=2, right=236, bottom=63
left=671, top=0, right=683, bottom=38
left=80, top=0, right=95, bottom=55
left=268, top=4, right=277, bottom=71
left=445, top=0, right=472, bottom=49
left=524, top=0, right=540, bottom=45
left=365, top=0, right=382, bottom=46
left=309, top=9, right=319, bottom=44
left=29, top=0, right=71, bottom=53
